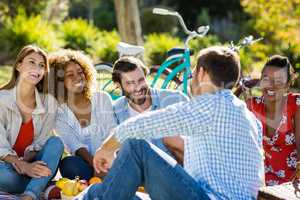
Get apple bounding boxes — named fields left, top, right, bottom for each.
left=77, top=179, right=89, bottom=192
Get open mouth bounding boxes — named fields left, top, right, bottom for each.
left=28, top=72, right=40, bottom=80
left=74, top=80, right=84, bottom=87
left=266, top=90, right=275, bottom=96
left=134, top=90, right=143, bottom=96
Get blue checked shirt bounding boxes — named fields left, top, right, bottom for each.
left=114, top=89, right=264, bottom=200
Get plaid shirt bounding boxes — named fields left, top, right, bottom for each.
left=114, top=89, right=264, bottom=200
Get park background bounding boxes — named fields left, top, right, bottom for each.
left=0, top=0, right=299, bottom=92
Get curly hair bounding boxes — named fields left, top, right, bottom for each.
left=49, top=49, right=96, bottom=103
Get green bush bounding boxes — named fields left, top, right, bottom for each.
left=238, top=43, right=269, bottom=74
left=144, top=33, right=182, bottom=65
left=0, top=8, right=60, bottom=63
left=189, top=34, right=220, bottom=53
left=60, top=18, right=100, bottom=55
left=95, top=30, right=120, bottom=63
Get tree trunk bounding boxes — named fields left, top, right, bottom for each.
left=114, top=0, right=143, bottom=45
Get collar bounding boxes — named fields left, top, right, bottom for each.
left=1, top=86, right=46, bottom=114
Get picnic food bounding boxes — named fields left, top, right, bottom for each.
left=55, top=177, right=69, bottom=189
left=138, top=186, right=145, bottom=193
left=62, top=178, right=80, bottom=196
left=77, top=179, right=89, bottom=192
left=44, top=185, right=61, bottom=200
left=89, top=176, right=102, bottom=185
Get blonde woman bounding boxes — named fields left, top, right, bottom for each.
left=0, top=45, right=64, bottom=200
left=49, top=49, right=116, bottom=180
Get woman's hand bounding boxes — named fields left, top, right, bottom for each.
left=23, top=151, right=38, bottom=162
left=16, top=160, right=52, bottom=178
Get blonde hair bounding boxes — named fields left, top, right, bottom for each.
left=1, top=44, right=49, bottom=93
left=49, top=49, right=96, bottom=103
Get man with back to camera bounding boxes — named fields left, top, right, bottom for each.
left=76, top=46, right=264, bottom=200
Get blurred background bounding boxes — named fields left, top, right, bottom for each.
left=0, top=0, right=299, bottom=91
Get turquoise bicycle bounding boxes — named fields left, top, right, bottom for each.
left=149, top=8, right=209, bottom=95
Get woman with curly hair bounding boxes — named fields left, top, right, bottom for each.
left=49, top=49, right=116, bottom=180
left=247, top=55, right=300, bottom=186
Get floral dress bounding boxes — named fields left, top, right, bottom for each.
left=247, top=93, right=300, bottom=186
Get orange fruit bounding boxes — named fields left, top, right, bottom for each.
left=89, top=177, right=102, bottom=185
left=138, top=186, right=145, bottom=193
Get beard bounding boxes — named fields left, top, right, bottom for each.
left=122, top=86, right=150, bottom=105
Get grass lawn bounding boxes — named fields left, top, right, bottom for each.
left=0, top=66, right=12, bottom=86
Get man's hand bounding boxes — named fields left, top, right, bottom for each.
left=93, top=135, right=121, bottom=174
left=93, top=148, right=115, bottom=174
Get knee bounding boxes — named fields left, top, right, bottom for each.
left=60, top=156, right=77, bottom=171
left=45, top=136, right=64, bottom=155
left=121, top=139, right=149, bottom=156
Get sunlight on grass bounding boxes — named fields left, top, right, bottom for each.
left=0, top=66, right=12, bottom=86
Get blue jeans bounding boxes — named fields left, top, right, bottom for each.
left=75, top=139, right=210, bottom=200
left=59, top=156, right=94, bottom=180
left=0, top=136, right=64, bottom=200
left=150, top=138, right=174, bottom=157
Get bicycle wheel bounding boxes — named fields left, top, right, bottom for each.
left=94, top=62, right=120, bottom=100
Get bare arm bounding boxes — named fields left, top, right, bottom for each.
left=76, top=147, right=93, bottom=167
left=163, top=136, right=184, bottom=165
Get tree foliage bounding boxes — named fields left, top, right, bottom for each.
left=241, top=0, right=300, bottom=69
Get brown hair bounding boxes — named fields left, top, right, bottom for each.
left=112, top=56, right=149, bottom=84
left=196, top=46, right=241, bottom=89
left=49, top=49, right=96, bottom=103
left=0, top=44, right=49, bottom=93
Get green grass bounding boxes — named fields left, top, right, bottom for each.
left=0, top=66, right=12, bottom=86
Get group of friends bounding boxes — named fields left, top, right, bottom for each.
left=0, top=44, right=299, bottom=200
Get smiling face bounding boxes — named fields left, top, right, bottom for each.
left=260, top=65, right=289, bottom=102
left=16, top=52, right=46, bottom=86
left=118, top=67, right=150, bottom=105
left=64, top=61, right=87, bottom=94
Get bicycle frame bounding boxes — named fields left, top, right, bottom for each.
left=150, top=49, right=192, bottom=94
left=150, top=8, right=208, bottom=95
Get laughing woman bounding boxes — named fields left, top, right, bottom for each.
left=0, top=45, right=64, bottom=200
left=247, top=55, right=300, bottom=186
left=49, top=49, right=116, bottom=180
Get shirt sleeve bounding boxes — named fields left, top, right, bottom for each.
left=97, top=92, right=117, bottom=141
left=0, top=106, right=17, bottom=159
left=114, top=95, right=214, bottom=143
left=159, top=90, right=190, bottom=108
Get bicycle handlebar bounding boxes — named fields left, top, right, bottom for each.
left=153, top=8, right=209, bottom=47
left=230, top=35, right=263, bottom=52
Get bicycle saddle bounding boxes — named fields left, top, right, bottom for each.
left=167, top=48, right=194, bottom=58
left=117, top=42, right=144, bottom=56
